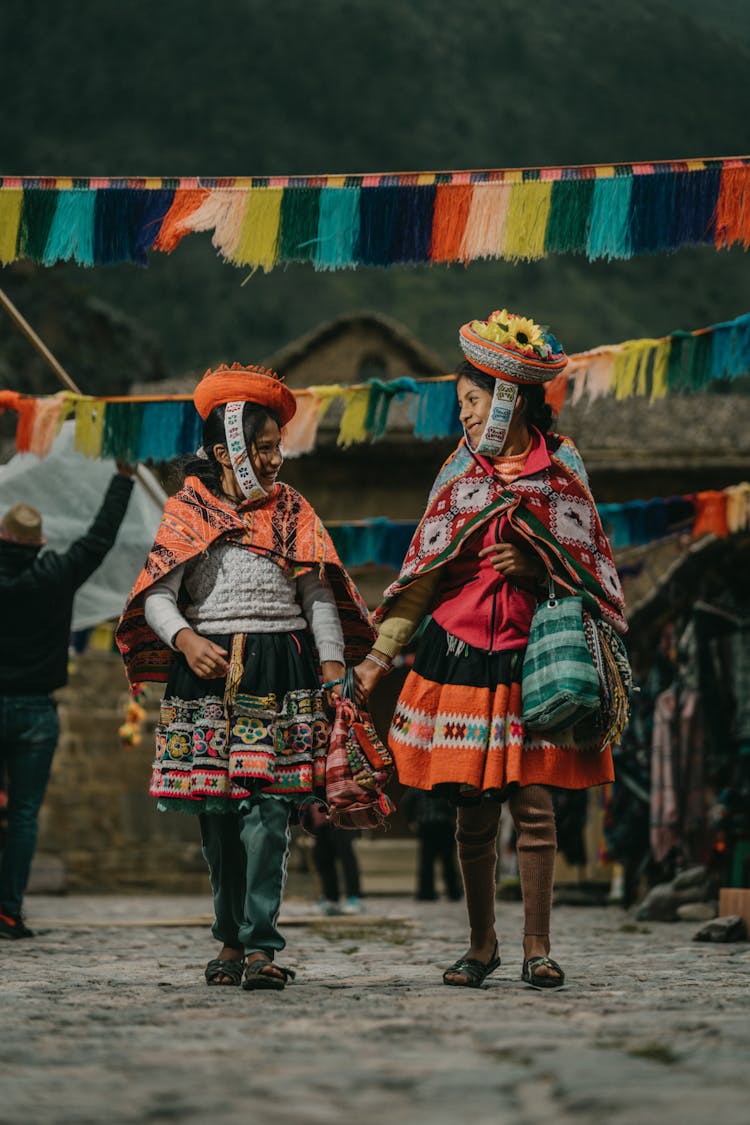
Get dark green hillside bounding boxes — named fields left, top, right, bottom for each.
left=678, top=0, right=750, bottom=42
left=3, top=0, right=746, bottom=173
left=1, top=0, right=749, bottom=388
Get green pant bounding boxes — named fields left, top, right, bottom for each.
left=199, top=797, right=291, bottom=955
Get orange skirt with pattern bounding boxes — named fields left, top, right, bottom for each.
left=389, top=620, right=614, bottom=795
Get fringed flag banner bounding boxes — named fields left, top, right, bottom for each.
left=307, top=482, right=750, bottom=572
left=554, top=310, right=750, bottom=405
left=2, top=310, right=750, bottom=460
left=284, top=485, right=750, bottom=572
left=1, top=384, right=748, bottom=557
left=2, top=158, right=750, bottom=270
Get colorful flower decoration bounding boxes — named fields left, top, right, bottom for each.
left=471, top=310, right=557, bottom=360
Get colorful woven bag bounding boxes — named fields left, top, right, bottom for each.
left=324, top=671, right=395, bottom=829
left=521, top=582, right=601, bottom=736
left=570, top=614, right=632, bottom=750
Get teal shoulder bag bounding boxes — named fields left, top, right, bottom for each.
left=521, top=580, right=601, bottom=737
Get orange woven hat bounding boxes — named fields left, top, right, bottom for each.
left=0, top=503, right=46, bottom=546
left=193, top=362, right=297, bottom=424
left=459, top=309, right=568, bottom=385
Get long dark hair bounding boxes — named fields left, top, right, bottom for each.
left=174, top=402, right=282, bottom=495
left=456, top=360, right=554, bottom=435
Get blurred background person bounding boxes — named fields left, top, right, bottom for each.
left=402, top=787, right=462, bottom=902
left=0, top=465, right=135, bottom=939
left=304, top=802, right=365, bottom=915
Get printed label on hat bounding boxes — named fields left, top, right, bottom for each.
left=472, top=381, right=518, bottom=456
left=224, top=401, right=267, bottom=504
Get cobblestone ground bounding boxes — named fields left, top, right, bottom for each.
left=1, top=894, right=749, bottom=1125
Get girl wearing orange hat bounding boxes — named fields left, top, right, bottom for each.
left=354, top=311, right=627, bottom=990
left=117, top=364, right=373, bottom=990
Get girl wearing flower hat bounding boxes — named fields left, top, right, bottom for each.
left=354, top=311, right=626, bottom=990
left=117, top=364, right=373, bottom=990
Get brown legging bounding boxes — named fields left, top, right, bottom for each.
left=455, top=785, right=556, bottom=941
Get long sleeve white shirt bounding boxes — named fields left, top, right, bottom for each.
left=143, top=540, right=345, bottom=665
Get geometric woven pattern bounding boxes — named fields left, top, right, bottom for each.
left=150, top=687, right=331, bottom=802
left=376, top=432, right=627, bottom=635
left=389, top=672, right=613, bottom=795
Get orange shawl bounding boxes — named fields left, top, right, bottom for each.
left=116, top=476, right=374, bottom=686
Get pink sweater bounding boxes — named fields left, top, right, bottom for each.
left=430, top=432, right=551, bottom=653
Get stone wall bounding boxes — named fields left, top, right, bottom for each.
left=38, top=650, right=208, bottom=893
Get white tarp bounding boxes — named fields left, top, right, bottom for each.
left=0, top=422, right=165, bottom=630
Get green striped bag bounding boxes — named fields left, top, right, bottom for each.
left=521, top=583, right=601, bottom=737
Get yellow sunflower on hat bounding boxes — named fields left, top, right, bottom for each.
left=504, top=314, right=546, bottom=356
left=488, top=308, right=511, bottom=328
left=471, top=308, right=513, bottom=346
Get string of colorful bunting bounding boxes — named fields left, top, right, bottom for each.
left=547, top=309, right=750, bottom=406
left=1, top=308, right=750, bottom=456
left=1, top=308, right=749, bottom=459
left=1, top=156, right=750, bottom=270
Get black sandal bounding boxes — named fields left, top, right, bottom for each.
left=205, top=957, right=245, bottom=986
left=442, top=942, right=501, bottom=988
left=521, top=956, right=565, bottom=990
left=241, top=958, right=296, bottom=992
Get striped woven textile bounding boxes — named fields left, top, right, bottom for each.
left=521, top=595, right=601, bottom=734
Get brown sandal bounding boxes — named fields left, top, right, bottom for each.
left=205, top=957, right=244, bottom=986
left=241, top=958, right=296, bottom=991
left=521, top=956, right=565, bottom=989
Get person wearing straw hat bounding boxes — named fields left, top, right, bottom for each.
left=117, top=363, right=373, bottom=991
left=354, top=309, right=627, bottom=990
left=0, top=468, right=135, bottom=940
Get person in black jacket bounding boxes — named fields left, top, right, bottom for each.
left=0, top=466, right=134, bottom=938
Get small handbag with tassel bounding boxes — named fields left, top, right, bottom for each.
left=324, top=670, right=395, bottom=829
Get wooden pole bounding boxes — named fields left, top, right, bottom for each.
left=0, top=286, right=165, bottom=509
left=0, top=287, right=80, bottom=393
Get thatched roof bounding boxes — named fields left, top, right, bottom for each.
left=131, top=311, right=446, bottom=396
left=559, top=392, right=750, bottom=473
left=264, top=311, right=447, bottom=384
left=625, top=530, right=750, bottom=653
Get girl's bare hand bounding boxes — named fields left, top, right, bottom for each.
left=174, top=630, right=230, bottom=679
left=352, top=658, right=388, bottom=705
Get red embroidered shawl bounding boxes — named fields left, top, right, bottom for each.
left=374, top=434, right=627, bottom=633
left=116, top=476, right=375, bottom=686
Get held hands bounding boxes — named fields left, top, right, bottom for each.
left=478, top=542, right=545, bottom=583
left=174, top=630, right=230, bottom=679
left=321, top=661, right=346, bottom=705
left=352, top=654, right=391, bottom=706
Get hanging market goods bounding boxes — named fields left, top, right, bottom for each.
left=2, top=306, right=750, bottom=462
left=1, top=157, right=750, bottom=270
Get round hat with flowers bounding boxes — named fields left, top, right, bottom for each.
left=459, top=309, right=568, bottom=384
